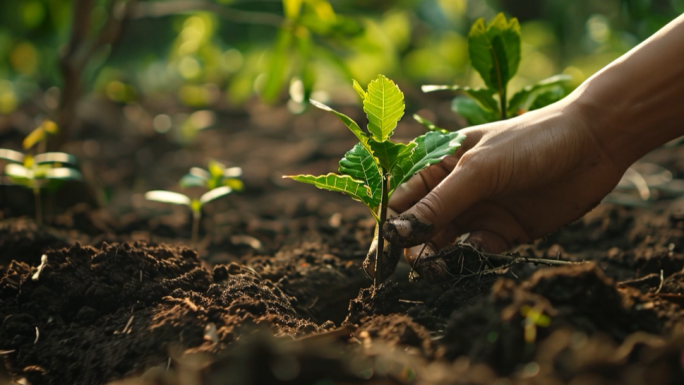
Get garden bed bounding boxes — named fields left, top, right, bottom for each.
left=3, top=100, right=684, bottom=384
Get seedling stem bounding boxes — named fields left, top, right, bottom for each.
left=34, top=188, right=42, bottom=226
left=192, top=208, right=201, bottom=247
left=374, top=169, right=389, bottom=287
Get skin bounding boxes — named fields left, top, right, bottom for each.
left=383, top=13, right=684, bottom=267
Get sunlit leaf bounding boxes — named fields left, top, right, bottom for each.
left=223, top=167, right=242, bottom=178
left=22, top=127, right=45, bottom=150
left=199, top=186, right=232, bottom=205
left=42, top=120, right=58, bottom=134
left=5, top=163, right=33, bottom=179
left=468, top=13, right=521, bottom=98
left=338, top=142, right=382, bottom=206
left=33, top=152, right=78, bottom=166
left=310, top=99, right=370, bottom=151
left=390, top=131, right=467, bottom=195
left=283, top=173, right=376, bottom=208
left=0, top=149, right=24, bottom=163
left=363, top=75, right=405, bottom=142
left=352, top=79, right=366, bottom=100
left=44, top=167, right=82, bottom=180
left=180, top=174, right=206, bottom=188
left=507, top=74, right=571, bottom=116
left=452, top=97, right=498, bottom=125
left=208, top=160, right=226, bottom=178
left=189, top=167, right=210, bottom=180
left=145, top=190, right=192, bottom=206
left=368, top=139, right=416, bottom=171
left=421, top=85, right=498, bottom=112
left=413, top=114, right=449, bottom=134
left=223, top=178, right=244, bottom=191
left=283, top=0, right=303, bottom=19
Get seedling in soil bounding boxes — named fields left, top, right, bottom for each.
left=0, top=120, right=82, bottom=225
left=284, top=74, right=466, bottom=288
left=145, top=160, right=243, bottom=246
left=420, top=13, right=571, bottom=126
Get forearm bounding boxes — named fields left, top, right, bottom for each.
left=567, top=13, right=684, bottom=169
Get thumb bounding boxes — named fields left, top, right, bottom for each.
left=383, top=155, right=485, bottom=248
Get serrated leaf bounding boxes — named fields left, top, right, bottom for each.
left=338, top=142, right=382, bottom=206
left=0, top=149, right=24, bottom=163
left=310, top=99, right=370, bottom=151
left=284, top=173, right=376, bottom=209
left=390, top=131, right=467, bottom=195
left=199, top=186, right=233, bottom=205
left=421, top=85, right=499, bottom=112
left=468, top=13, right=521, bottom=98
left=145, top=190, right=192, bottom=206
left=507, top=74, right=571, bottom=115
left=363, top=75, right=405, bottom=142
left=413, top=114, right=449, bottom=134
left=33, top=152, right=78, bottom=166
left=452, top=97, right=499, bottom=125
left=369, top=139, right=416, bottom=171
left=352, top=79, right=366, bottom=100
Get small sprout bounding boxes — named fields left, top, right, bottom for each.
left=145, top=161, right=241, bottom=246
left=204, top=322, right=219, bottom=343
left=1, top=124, right=81, bottom=225
left=32, top=254, right=48, bottom=281
left=422, top=13, right=571, bottom=125
left=285, top=75, right=466, bottom=287
left=34, top=327, right=39, bottom=344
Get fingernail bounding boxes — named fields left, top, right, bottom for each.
left=383, top=214, right=433, bottom=247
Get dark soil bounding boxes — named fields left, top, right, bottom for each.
left=3, top=98, right=684, bottom=384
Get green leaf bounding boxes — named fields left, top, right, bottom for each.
left=22, top=127, right=46, bottom=150
left=180, top=174, right=206, bottom=188
left=283, top=0, right=303, bottom=19
left=452, top=97, right=499, bottom=125
left=413, top=114, right=449, bottom=134
left=529, top=86, right=565, bottom=111
left=284, top=173, right=376, bottom=209
left=208, top=160, right=225, bottom=178
left=468, top=13, right=521, bottom=95
left=44, top=167, right=82, bottom=181
left=223, top=178, right=244, bottom=191
left=363, top=75, right=405, bottom=142
left=507, top=74, right=571, bottom=115
left=338, top=142, right=382, bottom=206
left=0, top=149, right=24, bottom=163
left=145, top=190, right=192, bottom=206
left=199, top=186, right=233, bottom=205
left=389, top=131, right=467, bottom=195
left=352, top=79, right=366, bottom=100
left=310, top=99, right=370, bottom=151
left=33, top=152, right=78, bottom=166
left=262, top=29, right=292, bottom=103
left=369, top=139, right=416, bottom=171
left=421, top=85, right=498, bottom=112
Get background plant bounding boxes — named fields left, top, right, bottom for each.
left=0, top=120, right=82, bottom=225
left=145, top=160, right=242, bottom=245
left=285, top=74, right=465, bottom=288
left=421, top=13, right=572, bottom=126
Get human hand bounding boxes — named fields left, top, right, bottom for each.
left=382, top=99, right=626, bottom=279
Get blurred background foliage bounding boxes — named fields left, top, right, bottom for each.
left=0, top=0, right=682, bottom=119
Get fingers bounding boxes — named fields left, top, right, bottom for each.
left=384, top=155, right=487, bottom=248
left=464, top=230, right=510, bottom=254
left=403, top=224, right=461, bottom=266
left=389, top=155, right=458, bottom=213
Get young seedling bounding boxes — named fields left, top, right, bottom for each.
left=145, top=161, right=243, bottom=246
left=0, top=121, right=82, bottom=225
left=285, top=75, right=466, bottom=288
left=419, top=13, right=571, bottom=127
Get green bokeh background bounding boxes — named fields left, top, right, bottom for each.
left=0, top=0, right=682, bottom=115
